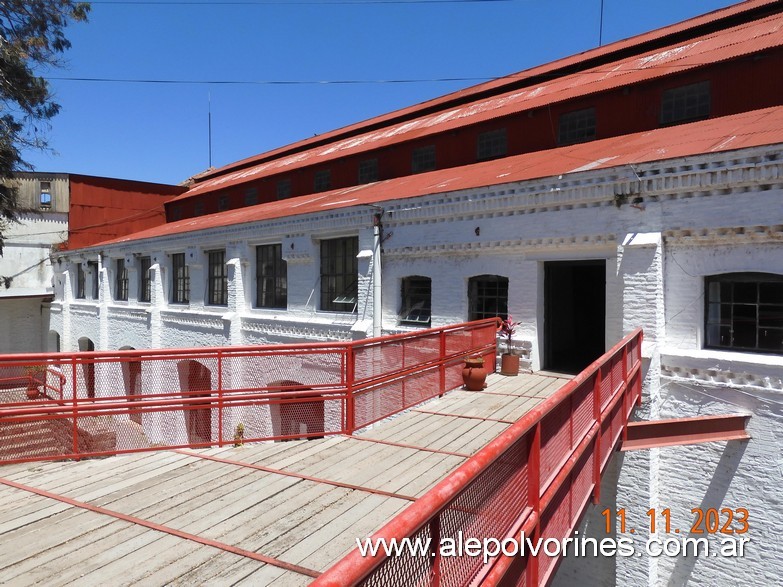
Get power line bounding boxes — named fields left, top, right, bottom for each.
left=90, top=0, right=512, bottom=5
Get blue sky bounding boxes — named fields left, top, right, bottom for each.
left=24, top=0, right=737, bottom=185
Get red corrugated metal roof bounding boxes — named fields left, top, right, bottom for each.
left=100, top=106, right=783, bottom=247
left=196, top=0, right=782, bottom=183
left=176, top=10, right=783, bottom=202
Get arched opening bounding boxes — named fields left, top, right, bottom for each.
left=120, top=346, right=142, bottom=425
left=177, top=360, right=212, bottom=445
left=269, top=380, right=324, bottom=441
left=77, top=337, right=95, bottom=399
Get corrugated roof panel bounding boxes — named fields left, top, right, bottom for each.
left=201, top=0, right=781, bottom=181
left=100, top=106, right=783, bottom=248
left=176, top=12, right=783, bottom=202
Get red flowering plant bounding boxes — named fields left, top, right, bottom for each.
left=499, top=315, right=519, bottom=355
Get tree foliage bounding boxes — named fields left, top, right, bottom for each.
left=0, top=1, right=89, bottom=252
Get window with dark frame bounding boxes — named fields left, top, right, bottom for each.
left=320, top=237, right=358, bottom=313
left=88, top=261, right=99, bottom=299
left=705, top=273, right=783, bottom=355
left=139, top=256, right=152, bottom=303
left=115, top=259, right=129, bottom=301
left=314, top=169, right=331, bottom=193
left=399, top=276, right=431, bottom=326
left=218, top=196, right=229, bottom=211
left=194, top=201, right=204, bottom=216
left=75, top=264, right=86, bottom=299
left=660, top=81, right=710, bottom=125
left=411, top=145, right=436, bottom=173
left=39, top=181, right=52, bottom=209
left=256, top=244, right=287, bottom=309
left=207, top=250, right=228, bottom=306
left=358, top=158, right=379, bottom=184
left=468, top=275, right=509, bottom=321
left=171, top=206, right=183, bottom=221
left=245, top=187, right=258, bottom=206
left=276, top=178, right=291, bottom=200
left=171, top=253, right=189, bottom=304
left=558, top=108, right=597, bottom=145
left=477, top=128, right=508, bottom=161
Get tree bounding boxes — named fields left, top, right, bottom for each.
left=0, top=1, right=90, bottom=253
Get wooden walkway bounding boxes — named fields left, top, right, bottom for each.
left=0, top=372, right=568, bottom=586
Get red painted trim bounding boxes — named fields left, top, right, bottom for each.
left=0, top=475, right=320, bottom=578
left=342, top=435, right=472, bottom=459
left=174, top=449, right=417, bottom=502
left=411, top=409, right=516, bottom=425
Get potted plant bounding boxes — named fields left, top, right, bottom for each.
left=462, top=354, right=488, bottom=391
left=23, top=365, right=46, bottom=400
left=499, top=316, right=520, bottom=376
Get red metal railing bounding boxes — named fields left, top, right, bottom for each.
left=0, top=319, right=499, bottom=464
left=313, top=328, right=643, bottom=587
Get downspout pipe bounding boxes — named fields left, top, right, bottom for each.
left=372, top=213, right=383, bottom=338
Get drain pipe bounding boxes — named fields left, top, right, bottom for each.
left=372, top=212, right=383, bottom=338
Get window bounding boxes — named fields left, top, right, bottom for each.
left=660, top=81, right=710, bottom=125
left=277, top=179, right=291, bottom=200
left=171, top=206, right=183, bottom=221
left=207, top=250, right=228, bottom=306
left=314, top=169, right=331, bottom=192
left=400, top=276, right=431, bottom=325
left=412, top=145, right=436, bottom=173
left=75, top=264, right=86, bottom=299
left=320, top=237, right=358, bottom=312
left=245, top=187, right=258, bottom=206
left=468, top=275, right=508, bottom=321
left=88, top=261, right=99, bottom=299
left=115, top=259, right=129, bottom=301
left=705, top=273, right=783, bottom=354
left=218, top=196, right=229, bottom=211
left=256, top=244, right=287, bottom=309
left=477, top=129, right=507, bottom=161
left=358, top=158, right=379, bottom=184
left=171, top=253, right=189, bottom=304
left=39, top=181, right=52, bottom=209
left=558, top=108, right=596, bottom=145
left=194, top=201, right=205, bottom=216
left=139, top=256, right=152, bottom=303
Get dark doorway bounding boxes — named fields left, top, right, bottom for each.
left=271, top=380, right=325, bottom=441
left=544, top=260, right=606, bottom=374
left=177, top=360, right=212, bottom=445
left=78, top=337, right=96, bottom=398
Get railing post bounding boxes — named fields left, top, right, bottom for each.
left=528, top=423, right=541, bottom=587
left=345, top=346, right=355, bottom=435
left=71, top=357, right=79, bottom=458
left=430, top=515, right=442, bottom=587
left=592, top=368, right=602, bottom=504
left=439, top=329, right=446, bottom=397
left=217, top=349, right=224, bottom=447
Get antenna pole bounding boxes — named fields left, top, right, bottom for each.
left=208, top=92, right=213, bottom=168
left=599, top=0, right=605, bottom=47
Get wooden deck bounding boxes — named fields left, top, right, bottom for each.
left=0, top=372, right=569, bottom=586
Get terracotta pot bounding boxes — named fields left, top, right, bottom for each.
left=462, top=357, right=488, bottom=391
left=26, top=386, right=40, bottom=400
left=500, top=353, right=520, bottom=376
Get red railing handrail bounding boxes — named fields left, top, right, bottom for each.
left=311, top=327, right=643, bottom=587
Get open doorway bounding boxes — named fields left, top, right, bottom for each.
left=544, top=260, right=606, bottom=374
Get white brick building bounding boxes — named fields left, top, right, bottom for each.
left=46, top=1, right=783, bottom=584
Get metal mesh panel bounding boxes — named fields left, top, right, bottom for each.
left=570, top=448, right=595, bottom=526
left=498, top=554, right=528, bottom=587
left=445, top=361, right=464, bottom=391
left=599, top=364, right=613, bottom=410
left=359, top=523, right=434, bottom=587
left=437, top=435, right=529, bottom=586
left=611, top=355, right=624, bottom=396
left=571, top=379, right=594, bottom=444
left=539, top=482, right=571, bottom=582
left=540, top=402, right=571, bottom=490
left=353, top=369, right=441, bottom=430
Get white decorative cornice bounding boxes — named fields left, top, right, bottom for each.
left=664, top=225, right=783, bottom=246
